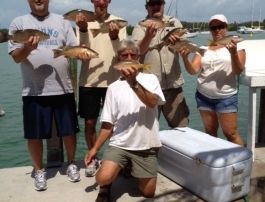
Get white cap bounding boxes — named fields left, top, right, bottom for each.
left=209, top=14, right=228, bottom=25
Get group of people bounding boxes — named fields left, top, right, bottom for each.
left=8, top=0, right=245, bottom=201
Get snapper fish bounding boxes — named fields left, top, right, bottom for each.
left=151, top=28, right=187, bottom=51
left=0, top=30, right=8, bottom=43
left=169, top=40, right=206, bottom=56
left=138, top=18, right=175, bottom=29
left=0, top=29, right=49, bottom=43
left=63, top=9, right=98, bottom=22
left=90, top=19, right=128, bottom=38
left=207, top=35, right=244, bottom=46
left=114, top=60, right=153, bottom=74
left=52, top=46, right=99, bottom=59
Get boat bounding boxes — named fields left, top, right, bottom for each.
left=0, top=108, right=5, bottom=116
left=184, top=32, right=199, bottom=38
left=200, top=30, right=210, bottom=35
left=241, top=0, right=264, bottom=34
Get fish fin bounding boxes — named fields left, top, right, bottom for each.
left=206, top=39, right=216, bottom=46
left=52, top=49, right=63, bottom=58
left=142, top=63, right=153, bottom=74
left=198, top=49, right=207, bottom=57
left=90, top=29, right=100, bottom=38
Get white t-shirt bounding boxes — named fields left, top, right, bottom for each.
left=197, top=45, right=244, bottom=99
left=100, top=73, right=166, bottom=150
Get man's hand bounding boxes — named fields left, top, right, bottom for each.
left=24, top=36, right=39, bottom=52
left=84, top=147, right=97, bottom=166
left=75, top=13, right=88, bottom=32
left=121, top=65, right=138, bottom=87
left=109, top=22, right=119, bottom=40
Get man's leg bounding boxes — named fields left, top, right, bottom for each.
left=138, top=178, right=157, bottom=198
left=28, top=139, right=43, bottom=171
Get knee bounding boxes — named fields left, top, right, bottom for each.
left=95, top=171, right=113, bottom=186
left=141, top=190, right=155, bottom=198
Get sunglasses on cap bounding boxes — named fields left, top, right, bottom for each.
left=209, top=24, right=227, bottom=31
left=147, top=1, right=164, bottom=7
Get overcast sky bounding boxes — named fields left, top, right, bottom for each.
left=0, top=0, right=264, bottom=28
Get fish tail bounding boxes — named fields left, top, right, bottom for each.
left=207, top=39, right=216, bottom=46
left=198, top=49, right=206, bottom=57
left=0, top=32, right=9, bottom=43
left=52, top=49, right=63, bottom=58
left=142, top=63, right=153, bottom=74
left=90, top=29, right=100, bottom=38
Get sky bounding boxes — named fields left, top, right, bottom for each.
left=0, top=0, right=264, bottom=29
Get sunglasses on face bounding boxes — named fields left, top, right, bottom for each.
left=120, top=53, right=139, bottom=60
left=147, top=1, right=164, bottom=7
left=94, top=0, right=110, bottom=2
left=209, top=24, right=227, bottom=31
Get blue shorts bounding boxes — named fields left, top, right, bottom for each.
left=195, top=91, right=238, bottom=113
left=78, top=87, right=107, bottom=120
left=22, top=94, right=79, bottom=139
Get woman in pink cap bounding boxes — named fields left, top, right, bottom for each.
left=178, top=14, right=245, bottom=146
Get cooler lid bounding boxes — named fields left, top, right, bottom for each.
left=159, top=127, right=253, bottom=168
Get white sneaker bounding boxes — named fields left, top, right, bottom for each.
left=34, top=169, right=48, bottom=191
left=66, top=161, right=81, bottom=182
left=85, top=159, right=100, bottom=177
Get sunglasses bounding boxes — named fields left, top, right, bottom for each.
left=209, top=24, right=227, bottom=31
left=120, top=53, right=139, bottom=60
left=94, top=0, right=110, bottom=2
left=147, top=1, right=164, bottom=7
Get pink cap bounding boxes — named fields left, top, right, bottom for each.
left=209, top=14, right=228, bottom=25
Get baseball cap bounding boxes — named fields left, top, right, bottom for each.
left=209, top=14, right=228, bottom=25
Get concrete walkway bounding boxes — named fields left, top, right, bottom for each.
left=0, top=146, right=265, bottom=202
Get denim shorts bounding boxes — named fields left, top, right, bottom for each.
left=195, top=91, right=238, bottom=113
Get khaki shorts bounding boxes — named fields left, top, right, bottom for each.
left=102, top=146, right=159, bottom=178
left=159, top=87, right=190, bottom=128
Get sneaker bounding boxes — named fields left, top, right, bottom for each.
left=85, top=159, right=100, bottom=177
left=66, top=161, right=81, bottom=182
left=34, top=169, right=48, bottom=191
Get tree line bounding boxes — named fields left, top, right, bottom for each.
left=2, top=19, right=264, bottom=36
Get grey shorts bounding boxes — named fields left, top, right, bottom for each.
left=159, top=87, right=190, bottom=128
left=102, top=146, right=159, bottom=178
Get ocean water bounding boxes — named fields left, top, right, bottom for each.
left=0, top=32, right=264, bottom=169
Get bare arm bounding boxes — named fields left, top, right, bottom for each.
left=227, top=40, right=245, bottom=75
left=10, top=36, right=39, bottom=63
left=121, top=66, right=158, bottom=108
left=138, top=22, right=157, bottom=55
left=179, top=48, right=202, bottom=75
left=84, top=122, right=113, bottom=165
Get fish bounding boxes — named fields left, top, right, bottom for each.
left=90, top=19, right=128, bottom=38
left=3, top=29, right=49, bottom=43
left=113, top=60, right=153, bottom=73
left=52, top=46, right=99, bottom=59
left=0, top=30, right=8, bottom=43
left=138, top=18, right=175, bottom=29
left=169, top=40, right=206, bottom=56
left=63, top=9, right=98, bottom=22
left=207, top=35, right=244, bottom=46
left=151, top=28, right=187, bottom=51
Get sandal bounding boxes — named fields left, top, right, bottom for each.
left=123, top=161, right=132, bottom=178
left=96, top=183, right=112, bottom=202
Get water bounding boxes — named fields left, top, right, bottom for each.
left=0, top=32, right=264, bottom=169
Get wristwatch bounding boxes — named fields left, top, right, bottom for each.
left=130, top=81, right=140, bottom=90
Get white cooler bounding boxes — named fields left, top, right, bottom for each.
left=158, top=127, right=253, bottom=202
